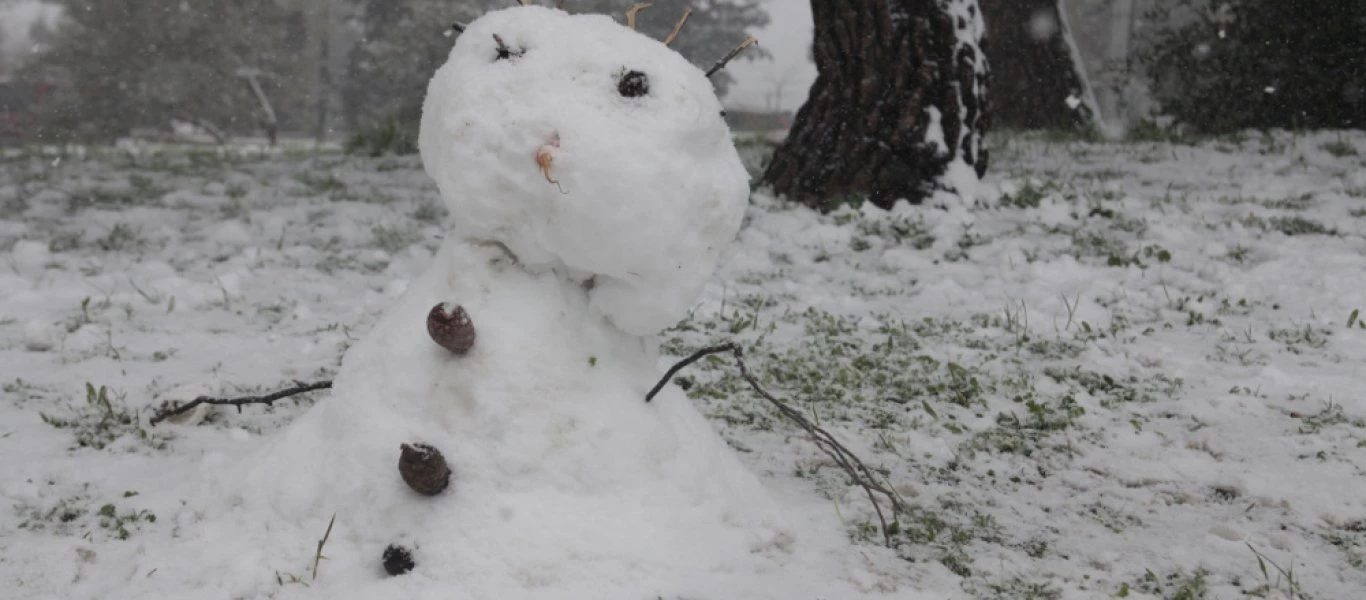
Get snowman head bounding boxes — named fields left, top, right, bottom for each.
left=419, top=5, right=749, bottom=335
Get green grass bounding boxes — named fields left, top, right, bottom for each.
left=40, top=383, right=167, bottom=450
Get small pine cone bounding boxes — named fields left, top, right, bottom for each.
left=382, top=544, right=415, bottom=576
left=427, top=303, right=476, bottom=355
left=399, top=442, right=451, bottom=496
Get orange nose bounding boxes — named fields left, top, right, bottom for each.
left=535, top=132, right=560, bottom=185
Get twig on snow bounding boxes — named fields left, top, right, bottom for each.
left=149, top=380, right=333, bottom=426
left=644, top=343, right=735, bottom=403
left=312, top=514, right=336, bottom=581
left=705, top=36, right=757, bottom=77
left=645, top=342, right=906, bottom=547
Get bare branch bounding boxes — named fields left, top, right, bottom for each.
left=625, top=3, right=653, bottom=30
left=149, top=380, right=332, bottom=426
left=645, top=342, right=736, bottom=402
left=646, top=342, right=907, bottom=547
left=312, top=514, right=336, bottom=581
left=663, top=8, right=692, bottom=46
left=705, top=36, right=758, bottom=78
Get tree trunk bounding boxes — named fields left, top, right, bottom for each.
left=979, top=0, right=1096, bottom=129
left=762, top=0, right=988, bottom=210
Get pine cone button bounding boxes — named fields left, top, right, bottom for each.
left=382, top=544, right=415, bottom=576
left=427, top=303, right=476, bottom=355
left=399, top=442, right=451, bottom=496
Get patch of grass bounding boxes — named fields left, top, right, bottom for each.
left=345, top=119, right=418, bottom=157
left=1325, top=519, right=1366, bottom=570
left=40, top=383, right=166, bottom=450
left=1068, top=230, right=1131, bottom=265
left=1000, top=180, right=1053, bottom=209
left=1223, top=244, right=1252, bottom=264
left=1260, top=193, right=1315, bottom=211
left=48, top=230, right=83, bottom=253
left=95, top=223, right=144, bottom=252
left=96, top=502, right=157, bottom=540
left=971, top=576, right=1062, bottom=600
left=371, top=225, right=423, bottom=253
left=855, top=213, right=934, bottom=250
left=16, top=493, right=90, bottom=534
left=892, top=499, right=1005, bottom=578
left=411, top=200, right=446, bottom=224
left=295, top=171, right=347, bottom=197
left=1320, top=139, right=1359, bottom=157
left=1136, top=568, right=1209, bottom=600
left=1296, top=400, right=1365, bottom=435
left=1045, top=367, right=1182, bottom=408
left=1267, top=325, right=1331, bottom=354
left=1242, top=214, right=1336, bottom=236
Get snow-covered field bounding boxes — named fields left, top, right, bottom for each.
left=2, top=130, right=1365, bottom=598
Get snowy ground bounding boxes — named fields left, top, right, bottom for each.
left=2, top=131, right=1365, bottom=598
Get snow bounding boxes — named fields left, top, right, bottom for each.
left=419, top=6, right=749, bottom=336
left=2, top=32, right=1366, bottom=600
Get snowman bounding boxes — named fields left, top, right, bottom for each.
left=79, top=6, right=918, bottom=599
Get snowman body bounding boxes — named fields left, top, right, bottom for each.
left=244, top=6, right=787, bottom=597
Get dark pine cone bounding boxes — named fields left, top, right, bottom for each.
left=427, top=303, right=476, bottom=355
left=618, top=70, right=649, bottom=98
left=398, top=442, right=451, bottom=496
left=382, top=544, right=415, bottom=576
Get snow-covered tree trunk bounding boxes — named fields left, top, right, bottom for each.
left=762, top=0, right=988, bottom=210
left=979, top=0, right=1097, bottom=129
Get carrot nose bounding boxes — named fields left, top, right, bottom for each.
left=535, top=132, right=560, bottom=186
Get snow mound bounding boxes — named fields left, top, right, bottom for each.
left=419, top=6, right=749, bottom=335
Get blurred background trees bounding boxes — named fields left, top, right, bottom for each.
left=0, top=0, right=1359, bottom=147
left=0, top=0, right=766, bottom=148
left=979, top=0, right=1097, bottom=130
left=18, top=0, right=311, bottom=142
left=1138, top=0, right=1365, bottom=133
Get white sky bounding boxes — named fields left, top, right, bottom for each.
left=723, top=0, right=817, bottom=112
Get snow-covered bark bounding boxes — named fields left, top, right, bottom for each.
left=763, top=0, right=988, bottom=209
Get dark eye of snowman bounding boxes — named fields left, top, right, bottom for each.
left=618, top=70, right=649, bottom=98
left=492, top=34, right=524, bottom=61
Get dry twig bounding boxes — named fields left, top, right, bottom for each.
left=625, top=3, right=653, bottom=30
left=645, top=343, right=733, bottom=403
left=663, top=8, right=693, bottom=45
left=645, top=342, right=906, bottom=547
left=312, top=514, right=336, bottom=581
left=705, top=36, right=757, bottom=77
left=149, top=380, right=332, bottom=426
